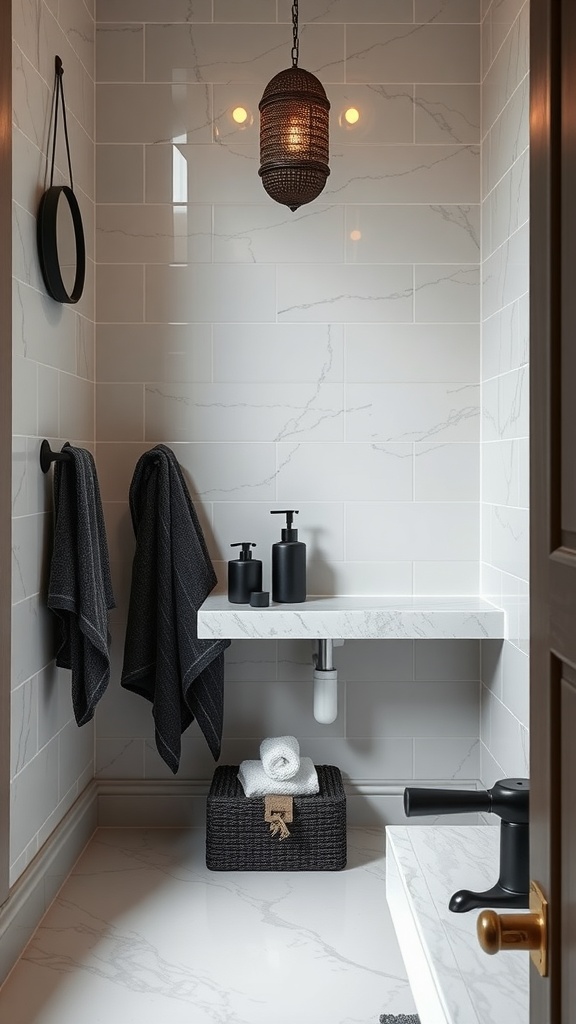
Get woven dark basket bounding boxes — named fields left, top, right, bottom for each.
left=206, top=764, right=347, bottom=871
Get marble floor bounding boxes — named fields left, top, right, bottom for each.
left=0, top=827, right=416, bottom=1024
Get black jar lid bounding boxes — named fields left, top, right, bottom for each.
left=249, top=591, right=270, bottom=608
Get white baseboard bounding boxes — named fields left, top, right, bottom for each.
left=0, top=781, right=98, bottom=986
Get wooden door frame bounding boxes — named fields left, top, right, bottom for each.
left=0, top=0, right=12, bottom=904
left=530, top=0, right=561, bottom=1018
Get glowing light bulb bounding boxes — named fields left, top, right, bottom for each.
left=232, top=106, right=249, bottom=124
left=344, top=107, right=360, bottom=125
left=350, top=229, right=362, bottom=241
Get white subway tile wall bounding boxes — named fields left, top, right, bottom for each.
left=11, top=0, right=96, bottom=885
left=480, top=0, right=529, bottom=784
left=94, top=1, right=485, bottom=795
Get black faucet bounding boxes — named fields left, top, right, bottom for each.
left=403, top=778, right=529, bottom=913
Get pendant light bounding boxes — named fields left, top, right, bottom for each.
left=258, top=0, right=330, bottom=212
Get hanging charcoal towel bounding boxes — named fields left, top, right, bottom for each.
left=47, top=443, right=115, bottom=726
left=121, top=445, right=229, bottom=773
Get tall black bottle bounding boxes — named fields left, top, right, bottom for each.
left=228, top=543, right=262, bottom=604
left=270, top=510, right=306, bottom=603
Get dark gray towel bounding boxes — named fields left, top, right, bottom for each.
left=121, top=444, right=229, bottom=774
left=47, top=443, right=116, bottom=726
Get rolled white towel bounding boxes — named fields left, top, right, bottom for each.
left=238, top=757, right=319, bottom=798
left=260, top=735, right=300, bottom=781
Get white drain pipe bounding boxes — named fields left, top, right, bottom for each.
left=313, top=639, right=338, bottom=724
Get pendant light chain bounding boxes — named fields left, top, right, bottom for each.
left=291, top=0, right=299, bottom=67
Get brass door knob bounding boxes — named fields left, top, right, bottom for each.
left=476, top=880, right=548, bottom=976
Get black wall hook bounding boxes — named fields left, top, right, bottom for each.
left=40, top=440, right=72, bottom=473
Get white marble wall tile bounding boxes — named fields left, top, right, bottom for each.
left=96, top=383, right=144, bottom=441
left=413, top=737, right=479, bottom=779
left=11, top=513, right=44, bottom=604
left=12, top=128, right=45, bottom=218
left=414, top=442, right=479, bottom=500
left=58, top=720, right=94, bottom=799
left=346, top=383, right=479, bottom=442
left=329, top=84, right=414, bottom=145
left=96, top=0, right=213, bottom=21
left=501, top=642, right=529, bottom=727
left=223, top=677, right=346, bottom=738
left=346, top=502, right=479, bottom=561
left=346, top=205, right=479, bottom=264
left=96, top=145, right=144, bottom=203
left=12, top=203, right=44, bottom=293
left=345, top=324, right=479, bottom=383
left=489, top=0, right=527, bottom=63
left=76, top=315, right=96, bottom=381
left=311, top=736, right=415, bottom=781
left=414, top=84, right=480, bottom=144
left=415, top=265, right=480, bottom=322
left=414, top=561, right=479, bottom=594
left=37, top=366, right=60, bottom=440
left=482, top=300, right=525, bottom=379
left=144, top=382, right=344, bottom=442
left=482, top=2, right=528, bottom=135
left=59, top=374, right=95, bottom=442
left=346, top=25, right=479, bottom=83
left=96, top=24, right=143, bottom=82
left=275, top=442, right=413, bottom=501
left=96, top=84, right=212, bottom=144
left=347, top=680, right=479, bottom=737
left=277, top=264, right=414, bottom=323
left=95, top=264, right=143, bottom=323
left=224, top=640, right=278, bottom=682
left=484, top=148, right=529, bottom=259
left=97, top=324, right=212, bottom=383
left=482, top=439, right=520, bottom=505
left=145, top=264, right=276, bottom=323
left=484, top=75, right=529, bottom=195
left=168, top=442, right=278, bottom=502
left=334, top=639, right=414, bottom=681
left=97, top=204, right=212, bottom=264
left=37, top=664, right=75, bottom=751
left=415, top=639, right=480, bottom=680
left=212, top=502, right=345, bottom=580
left=213, top=324, right=343, bottom=383
left=10, top=680, right=38, bottom=777
left=10, top=740, right=59, bottom=866
left=95, top=738, right=145, bottom=778
left=12, top=42, right=51, bottom=152
left=483, top=226, right=529, bottom=321
left=278, top=0, right=414, bottom=21
left=145, top=142, right=262, bottom=204
left=215, top=0, right=277, bottom=22
left=12, top=357, right=37, bottom=437
left=325, top=145, right=479, bottom=204
left=213, top=205, right=344, bottom=264
left=415, top=0, right=481, bottom=22
left=12, top=279, right=77, bottom=373
left=96, top=670, right=156, bottom=741
left=12, top=437, right=28, bottom=519
left=59, top=0, right=95, bottom=75
left=487, top=504, right=529, bottom=581
left=144, top=24, right=345, bottom=84
left=324, top=561, right=414, bottom=596
left=482, top=365, right=528, bottom=441
left=211, top=84, right=261, bottom=144
left=486, top=690, right=529, bottom=777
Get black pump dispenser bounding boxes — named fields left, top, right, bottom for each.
left=228, top=542, right=262, bottom=604
left=270, top=510, right=306, bottom=603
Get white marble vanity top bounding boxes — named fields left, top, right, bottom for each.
left=386, top=825, right=529, bottom=1024
left=197, top=595, right=505, bottom=640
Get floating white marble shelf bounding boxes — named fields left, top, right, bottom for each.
left=386, top=825, right=529, bottom=1024
left=197, top=595, right=505, bottom=640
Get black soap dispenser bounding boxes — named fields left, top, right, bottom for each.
left=270, top=510, right=306, bottom=603
left=228, top=543, right=262, bottom=604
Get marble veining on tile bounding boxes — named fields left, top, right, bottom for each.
left=0, top=827, right=416, bottom=1024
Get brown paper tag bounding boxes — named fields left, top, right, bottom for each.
left=264, top=794, right=293, bottom=823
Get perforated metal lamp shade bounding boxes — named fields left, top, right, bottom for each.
left=258, top=66, right=330, bottom=212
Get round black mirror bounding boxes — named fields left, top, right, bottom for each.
left=37, top=184, right=85, bottom=304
